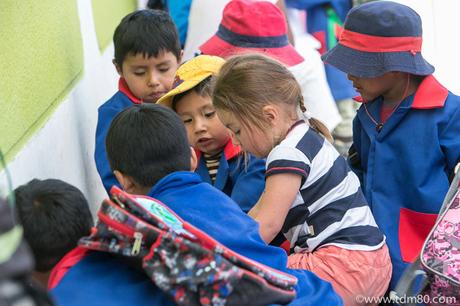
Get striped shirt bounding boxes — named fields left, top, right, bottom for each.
left=266, top=121, right=384, bottom=253
left=204, top=152, right=221, bottom=184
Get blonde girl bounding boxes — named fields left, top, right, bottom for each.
left=212, top=53, right=391, bottom=306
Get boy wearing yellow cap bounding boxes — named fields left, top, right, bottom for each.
left=157, top=55, right=265, bottom=213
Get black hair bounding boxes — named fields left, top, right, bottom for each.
left=106, top=104, right=191, bottom=188
left=113, top=9, right=181, bottom=66
left=171, top=76, right=214, bottom=111
left=147, top=0, right=168, bottom=11
left=14, top=179, right=94, bottom=272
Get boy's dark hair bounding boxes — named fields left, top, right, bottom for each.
left=14, top=179, right=94, bottom=272
left=106, top=104, right=191, bottom=188
left=172, top=76, right=213, bottom=111
left=147, top=0, right=168, bottom=11
left=113, top=9, right=181, bottom=66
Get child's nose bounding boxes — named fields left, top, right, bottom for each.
left=193, top=117, right=207, bottom=133
left=147, top=73, right=160, bottom=87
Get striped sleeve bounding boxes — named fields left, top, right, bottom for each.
left=266, top=146, right=311, bottom=181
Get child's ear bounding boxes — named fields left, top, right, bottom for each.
left=262, top=105, right=278, bottom=126
left=114, top=170, right=136, bottom=193
left=113, top=59, right=122, bottom=76
left=179, top=50, right=184, bottom=64
left=190, top=147, right=198, bottom=171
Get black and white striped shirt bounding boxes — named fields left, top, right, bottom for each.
left=204, top=152, right=221, bottom=184
left=266, top=121, right=384, bottom=253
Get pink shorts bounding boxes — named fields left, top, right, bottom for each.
left=288, top=244, right=392, bottom=306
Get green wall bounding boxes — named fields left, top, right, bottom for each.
left=92, top=0, right=138, bottom=51
left=0, top=0, right=83, bottom=162
left=0, top=0, right=138, bottom=164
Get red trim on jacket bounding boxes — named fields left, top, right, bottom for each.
left=411, top=75, right=448, bottom=109
left=195, top=138, right=242, bottom=162
left=48, top=246, right=89, bottom=290
left=118, top=78, right=142, bottom=104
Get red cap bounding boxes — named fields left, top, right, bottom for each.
left=199, top=0, right=303, bottom=67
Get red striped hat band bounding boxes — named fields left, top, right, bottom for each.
left=337, top=26, right=422, bottom=54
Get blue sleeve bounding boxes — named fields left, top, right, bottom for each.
left=94, top=106, right=121, bottom=194
left=439, top=98, right=460, bottom=172
left=230, top=155, right=266, bottom=213
left=287, top=268, right=344, bottom=306
left=166, top=0, right=192, bottom=46
left=52, top=253, right=176, bottom=306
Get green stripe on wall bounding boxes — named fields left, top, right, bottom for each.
left=0, top=0, right=83, bottom=163
left=92, top=0, right=138, bottom=51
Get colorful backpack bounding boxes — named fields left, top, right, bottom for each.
left=392, top=170, right=460, bottom=306
left=79, top=186, right=297, bottom=306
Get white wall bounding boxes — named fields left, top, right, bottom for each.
left=0, top=0, right=118, bottom=211
left=397, top=0, right=460, bottom=94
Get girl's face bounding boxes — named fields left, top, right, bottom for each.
left=175, top=91, right=230, bottom=155
left=217, top=110, right=274, bottom=158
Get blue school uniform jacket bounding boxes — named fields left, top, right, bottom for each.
left=94, top=78, right=141, bottom=193
left=51, top=172, right=343, bottom=306
left=195, top=139, right=265, bottom=213
left=351, top=76, right=460, bottom=290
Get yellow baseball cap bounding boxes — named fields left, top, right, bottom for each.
left=156, top=55, right=225, bottom=108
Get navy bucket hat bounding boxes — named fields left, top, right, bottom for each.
left=322, top=1, right=434, bottom=78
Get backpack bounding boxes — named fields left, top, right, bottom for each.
left=79, top=186, right=297, bottom=306
left=391, top=169, right=460, bottom=306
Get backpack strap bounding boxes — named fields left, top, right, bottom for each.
left=390, top=257, right=428, bottom=306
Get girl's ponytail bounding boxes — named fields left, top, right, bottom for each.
left=299, top=97, right=334, bottom=143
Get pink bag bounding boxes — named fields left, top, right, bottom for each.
left=420, top=188, right=460, bottom=303
left=392, top=171, right=460, bottom=305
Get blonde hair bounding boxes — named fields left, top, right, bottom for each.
left=212, top=53, right=333, bottom=143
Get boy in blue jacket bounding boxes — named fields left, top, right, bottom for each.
left=157, top=55, right=265, bottom=213
left=51, top=104, right=343, bottom=306
left=322, top=1, right=460, bottom=290
left=94, top=9, right=182, bottom=194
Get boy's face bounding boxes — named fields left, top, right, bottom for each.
left=116, top=51, right=180, bottom=103
left=175, top=91, right=230, bottom=155
left=347, top=72, right=402, bottom=102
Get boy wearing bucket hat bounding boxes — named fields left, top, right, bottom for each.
left=157, top=55, right=265, bottom=213
left=323, top=1, right=460, bottom=290
left=198, top=0, right=341, bottom=132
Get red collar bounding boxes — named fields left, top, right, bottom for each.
left=411, top=75, right=448, bottom=109
left=118, top=78, right=142, bottom=104
left=195, top=138, right=242, bottom=161
left=48, top=246, right=89, bottom=290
